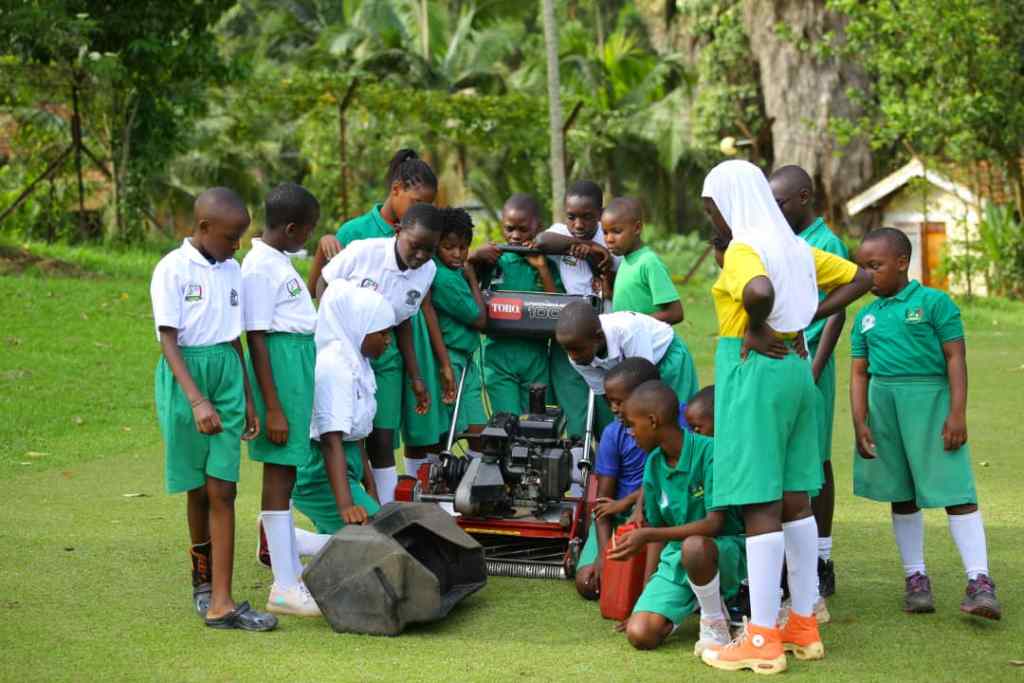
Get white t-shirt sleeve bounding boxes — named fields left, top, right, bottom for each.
left=312, top=349, right=356, bottom=439
left=241, top=271, right=276, bottom=331
left=150, top=258, right=182, bottom=331
left=546, top=223, right=572, bottom=237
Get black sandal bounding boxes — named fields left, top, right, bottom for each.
left=204, top=601, right=278, bottom=632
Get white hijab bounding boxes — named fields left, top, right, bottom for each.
left=315, top=279, right=396, bottom=371
left=702, top=160, right=818, bottom=333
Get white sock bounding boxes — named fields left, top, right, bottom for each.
left=403, top=457, right=427, bottom=478
left=688, top=572, right=724, bottom=621
left=892, top=511, right=926, bottom=576
left=817, top=536, right=832, bottom=562
left=746, top=531, right=785, bottom=629
left=261, top=510, right=301, bottom=589
left=783, top=516, right=819, bottom=616
left=294, top=527, right=330, bottom=556
left=373, top=466, right=398, bottom=505
left=287, top=508, right=304, bottom=576
left=948, top=510, right=989, bottom=580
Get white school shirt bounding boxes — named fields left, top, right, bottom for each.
left=569, top=311, right=675, bottom=394
left=240, top=238, right=316, bottom=334
left=545, top=223, right=622, bottom=296
left=321, top=236, right=436, bottom=323
left=150, top=238, right=242, bottom=347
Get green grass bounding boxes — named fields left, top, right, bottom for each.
left=2, top=248, right=1023, bottom=681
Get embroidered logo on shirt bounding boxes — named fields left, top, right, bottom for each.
left=563, top=255, right=578, bottom=266
left=230, top=289, right=239, bottom=307
left=184, top=284, right=203, bottom=302
left=286, top=278, right=302, bottom=297
left=405, top=290, right=422, bottom=307
left=360, top=278, right=379, bottom=291
left=861, top=314, right=876, bottom=333
left=905, top=307, right=924, bottom=324
left=690, top=484, right=704, bottom=499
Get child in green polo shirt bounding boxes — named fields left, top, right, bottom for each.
left=470, top=193, right=562, bottom=416
left=852, top=227, right=1000, bottom=620
left=609, top=381, right=746, bottom=656
left=770, top=165, right=846, bottom=599
left=430, top=207, right=488, bottom=444
left=603, top=197, right=684, bottom=325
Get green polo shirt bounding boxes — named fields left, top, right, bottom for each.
left=851, top=280, right=964, bottom=377
left=432, top=259, right=481, bottom=354
left=642, top=432, right=745, bottom=585
left=336, top=204, right=395, bottom=246
left=798, top=217, right=849, bottom=346
left=611, top=245, right=680, bottom=315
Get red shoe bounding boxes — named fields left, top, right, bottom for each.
left=780, top=610, right=824, bottom=660
left=701, top=621, right=787, bottom=674
left=257, top=518, right=271, bottom=568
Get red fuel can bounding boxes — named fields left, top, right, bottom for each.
left=599, top=522, right=647, bottom=621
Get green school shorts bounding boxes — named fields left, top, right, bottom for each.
left=809, top=341, right=837, bottom=463
left=293, top=440, right=381, bottom=535
left=245, top=333, right=315, bottom=467
left=854, top=376, right=977, bottom=508
left=712, top=337, right=821, bottom=507
left=657, top=336, right=700, bottom=403
left=549, top=344, right=592, bottom=439
left=577, top=511, right=630, bottom=569
left=403, top=312, right=449, bottom=447
left=632, top=535, right=746, bottom=625
left=448, top=348, right=488, bottom=436
left=155, top=343, right=244, bottom=494
left=483, top=338, right=549, bottom=416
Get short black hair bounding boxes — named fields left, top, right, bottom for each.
left=386, top=148, right=438, bottom=192
left=566, top=179, right=603, bottom=207
left=863, top=227, right=912, bottom=260
left=555, top=300, right=601, bottom=341
left=626, top=380, right=680, bottom=424
left=439, top=207, right=474, bottom=243
left=687, top=385, right=715, bottom=415
left=265, top=183, right=320, bottom=230
left=401, top=202, right=444, bottom=233
left=769, top=165, right=814, bottom=194
left=603, top=196, right=643, bottom=223
left=504, top=192, right=542, bottom=218
left=605, top=357, right=660, bottom=392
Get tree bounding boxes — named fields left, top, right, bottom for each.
left=541, top=0, right=566, bottom=222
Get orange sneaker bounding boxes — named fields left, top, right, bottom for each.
left=701, top=621, right=787, bottom=675
left=780, top=610, right=824, bottom=660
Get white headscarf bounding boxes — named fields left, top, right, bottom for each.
left=315, top=279, right=396, bottom=365
left=702, top=159, right=818, bottom=332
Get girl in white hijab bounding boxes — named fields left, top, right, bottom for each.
left=291, top=280, right=396, bottom=551
left=697, top=160, right=870, bottom=673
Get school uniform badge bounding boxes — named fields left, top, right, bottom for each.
left=286, top=278, right=302, bottom=297
left=230, top=289, right=239, bottom=306
left=862, top=314, right=876, bottom=332
left=405, top=290, right=422, bottom=307
left=184, top=284, right=203, bottom=302
left=905, top=307, right=924, bottom=323
left=690, top=484, right=704, bottom=499
left=360, top=278, right=379, bottom=291
left=563, top=255, right=578, bottom=266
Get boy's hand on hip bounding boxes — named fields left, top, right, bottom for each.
left=440, top=365, right=456, bottom=404
left=942, top=411, right=967, bottom=451
left=192, top=400, right=223, bottom=435
left=242, top=402, right=260, bottom=441
left=741, top=323, right=788, bottom=360
left=412, top=378, right=430, bottom=414
left=265, top=408, right=289, bottom=445
left=341, top=504, right=369, bottom=525
left=855, top=422, right=877, bottom=459
left=319, top=234, right=342, bottom=260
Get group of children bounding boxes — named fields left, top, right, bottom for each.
left=150, top=150, right=1000, bottom=672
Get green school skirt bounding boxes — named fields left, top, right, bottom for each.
left=447, top=348, right=487, bottom=436
left=402, top=311, right=449, bottom=447
left=549, top=344, right=592, bottom=439
left=293, top=440, right=381, bottom=535
left=633, top=535, right=746, bottom=625
left=155, top=343, right=244, bottom=494
left=711, top=337, right=821, bottom=507
left=483, top=338, right=549, bottom=417
left=245, top=333, right=315, bottom=467
left=656, top=336, right=700, bottom=403
left=854, top=376, right=977, bottom=508
left=371, top=343, right=404, bottom=436
left=809, top=340, right=837, bottom=463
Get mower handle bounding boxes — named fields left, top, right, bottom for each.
left=497, top=244, right=544, bottom=256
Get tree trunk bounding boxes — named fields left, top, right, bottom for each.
left=541, top=0, right=566, bottom=223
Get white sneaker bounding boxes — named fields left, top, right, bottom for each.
left=777, top=596, right=830, bottom=627
left=694, top=607, right=733, bottom=657
left=266, top=582, right=321, bottom=617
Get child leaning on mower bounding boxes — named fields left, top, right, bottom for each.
left=150, top=187, right=276, bottom=631
left=851, top=228, right=1000, bottom=620
left=610, top=381, right=746, bottom=655
left=243, top=183, right=321, bottom=618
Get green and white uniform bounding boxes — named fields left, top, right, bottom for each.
left=798, top=217, right=849, bottom=462
left=293, top=440, right=380, bottom=535
left=611, top=245, right=681, bottom=316
left=150, top=238, right=245, bottom=493
left=632, top=432, right=746, bottom=625
left=851, top=281, right=977, bottom=507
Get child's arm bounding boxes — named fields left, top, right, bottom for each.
left=230, top=338, right=260, bottom=441
left=321, top=432, right=369, bottom=524
left=740, top=276, right=789, bottom=359
left=811, top=310, right=846, bottom=382
left=247, top=331, right=287, bottom=444
left=607, top=510, right=727, bottom=560
left=159, top=327, right=222, bottom=435
left=421, top=292, right=457, bottom=403
left=359, top=440, right=379, bottom=502
left=593, top=487, right=642, bottom=520
left=644, top=258, right=684, bottom=325
left=649, top=300, right=684, bottom=326
left=524, top=253, right=558, bottom=293
left=463, top=266, right=488, bottom=331
left=396, top=319, right=429, bottom=414
left=590, top=475, right=619, bottom=579
left=812, top=267, right=873, bottom=321
left=850, top=357, right=876, bottom=458
left=307, top=235, right=343, bottom=297
left=942, top=339, right=968, bottom=451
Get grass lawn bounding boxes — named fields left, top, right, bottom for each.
left=1, top=245, right=1023, bottom=681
